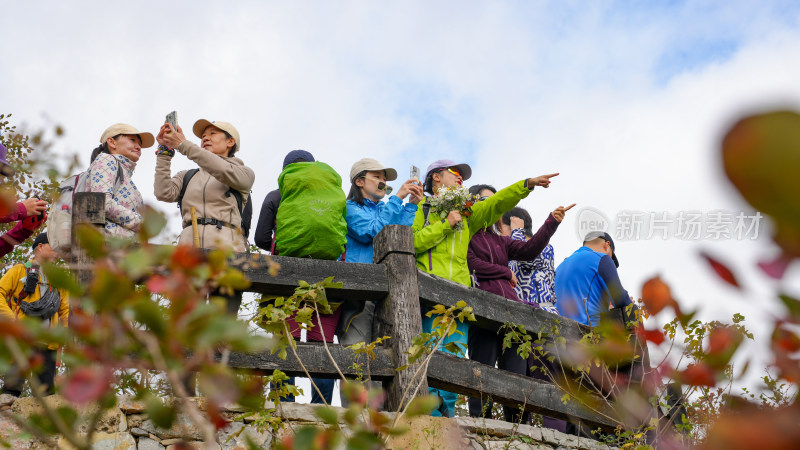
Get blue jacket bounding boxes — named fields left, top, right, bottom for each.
left=554, top=246, right=631, bottom=326
left=345, top=196, right=418, bottom=263
left=339, top=195, right=417, bottom=334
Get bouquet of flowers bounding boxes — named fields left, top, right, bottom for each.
left=428, top=185, right=480, bottom=231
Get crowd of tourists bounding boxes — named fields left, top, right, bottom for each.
left=0, top=120, right=633, bottom=432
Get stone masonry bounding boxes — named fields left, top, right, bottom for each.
left=0, top=394, right=613, bottom=449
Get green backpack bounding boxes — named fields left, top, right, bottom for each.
left=275, top=161, right=347, bottom=260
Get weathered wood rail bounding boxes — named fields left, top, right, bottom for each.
left=72, top=193, right=641, bottom=432
left=232, top=225, right=630, bottom=431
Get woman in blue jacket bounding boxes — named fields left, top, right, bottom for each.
left=338, top=158, right=422, bottom=403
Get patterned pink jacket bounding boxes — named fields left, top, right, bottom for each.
left=86, top=152, right=143, bottom=239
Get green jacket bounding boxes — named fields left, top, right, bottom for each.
left=412, top=180, right=532, bottom=286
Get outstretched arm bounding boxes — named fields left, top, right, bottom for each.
left=507, top=214, right=560, bottom=262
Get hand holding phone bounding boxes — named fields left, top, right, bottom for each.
left=165, top=111, right=178, bottom=132
left=410, top=165, right=421, bottom=186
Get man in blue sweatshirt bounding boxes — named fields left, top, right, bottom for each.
left=555, top=231, right=631, bottom=326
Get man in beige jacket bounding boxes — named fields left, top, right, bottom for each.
left=154, top=119, right=255, bottom=315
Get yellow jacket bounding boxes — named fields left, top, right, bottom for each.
left=0, top=263, right=70, bottom=350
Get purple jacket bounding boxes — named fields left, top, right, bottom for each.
left=0, top=202, right=33, bottom=258
left=467, top=214, right=560, bottom=303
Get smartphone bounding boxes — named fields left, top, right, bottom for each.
left=165, top=111, right=178, bottom=130
left=410, top=165, right=421, bottom=185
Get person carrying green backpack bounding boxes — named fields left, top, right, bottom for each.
left=271, top=155, right=347, bottom=405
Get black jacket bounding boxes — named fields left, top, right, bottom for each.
left=254, top=189, right=281, bottom=252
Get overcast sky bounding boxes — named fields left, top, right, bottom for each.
left=3, top=1, right=800, bottom=396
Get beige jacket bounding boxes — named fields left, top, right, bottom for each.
left=154, top=141, right=255, bottom=252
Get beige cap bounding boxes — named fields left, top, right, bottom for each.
left=193, top=119, right=240, bottom=150
left=349, top=158, right=398, bottom=182
left=100, top=123, right=155, bottom=148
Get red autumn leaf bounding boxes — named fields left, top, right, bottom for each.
left=708, top=327, right=738, bottom=355
left=62, top=366, right=113, bottom=404
left=28, top=352, right=44, bottom=370
left=0, top=318, right=31, bottom=340
left=171, top=245, right=204, bottom=269
left=635, top=326, right=666, bottom=345
left=772, top=327, right=800, bottom=353
left=146, top=275, right=169, bottom=294
left=680, top=363, right=717, bottom=387
left=758, top=255, right=793, bottom=280
left=206, top=403, right=229, bottom=430
left=640, top=276, right=675, bottom=315
left=69, top=308, right=94, bottom=337
left=700, top=251, right=741, bottom=289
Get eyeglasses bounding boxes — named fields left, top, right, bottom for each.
left=362, top=176, right=394, bottom=195
left=446, top=168, right=462, bottom=178
left=477, top=196, right=490, bottom=202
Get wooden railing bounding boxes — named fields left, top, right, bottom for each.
left=231, top=225, right=637, bottom=431
left=72, top=193, right=643, bottom=432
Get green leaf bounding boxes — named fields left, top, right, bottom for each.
left=120, top=248, right=156, bottom=280
left=131, top=298, right=167, bottom=337
left=90, top=268, right=133, bottom=311
left=293, top=426, right=321, bottom=449
left=314, top=406, right=339, bottom=426
left=139, top=206, right=167, bottom=239
left=42, top=263, right=83, bottom=296
left=778, top=294, right=800, bottom=321
left=347, top=431, right=385, bottom=449
left=197, top=365, right=240, bottom=405
left=404, top=395, right=439, bottom=417
left=145, top=395, right=176, bottom=429
left=74, top=224, right=107, bottom=258
left=56, top=406, right=78, bottom=430
left=217, top=269, right=252, bottom=291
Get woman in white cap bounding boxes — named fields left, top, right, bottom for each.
left=154, top=119, right=255, bottom=315
left=87, top=123, right=154, bottom=239
left=337, top=157, right=423, bottom=405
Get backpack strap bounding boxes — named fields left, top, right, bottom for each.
left=421, top=202, right=434, bottom=270
left=177, top=169, right=200, bottom=213
left=225, top=188, right=244, bottom=216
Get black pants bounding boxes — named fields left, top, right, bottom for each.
left=467, top=327, right=529, bottom=423
left=3, top=347, right=57, bottom=397
left=528, top=352, right=568, bottom=433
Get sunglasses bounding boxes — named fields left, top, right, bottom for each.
left=446, top=167, right=462, bottom=178
left=363, top=176, right=394, bottom=195
left=478, top=196, right=490, bottom=202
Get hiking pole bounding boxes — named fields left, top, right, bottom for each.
left=190, top=206, right=200, bottom=248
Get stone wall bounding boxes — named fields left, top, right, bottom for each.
left=0, top=394, right=613, bottom=449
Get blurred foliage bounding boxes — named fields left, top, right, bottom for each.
left=1, top=108, right=799, bottom=449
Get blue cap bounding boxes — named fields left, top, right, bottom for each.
left=283, top=149, right=315, bottom=169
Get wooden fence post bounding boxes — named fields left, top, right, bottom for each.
left=373, top=225, right=427, bottom=411
left=71, top=192, right=105, bottom=285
